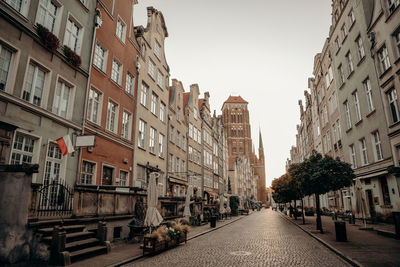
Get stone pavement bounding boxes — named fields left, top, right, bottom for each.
left=69, top=213, right=248, bottom=267
left=124, top=209, right=350, bottom=267
left=281, top=211, right=400, bottom=266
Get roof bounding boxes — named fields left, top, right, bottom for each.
left=198, top=99, right=204, bottom=110
left=183, top=92, right=190, bottom=107
left=224, top=95, right=248, bottom=104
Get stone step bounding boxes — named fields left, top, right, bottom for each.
left=65, top=238, right=100, bottom=252
left=38, top=225, right=86, bottom=237
left=66, top=231, right=96, bottom=243
left=70, top=245, right=108, bottom=263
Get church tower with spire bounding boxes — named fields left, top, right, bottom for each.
left=254, top=129, right=266, bottom=204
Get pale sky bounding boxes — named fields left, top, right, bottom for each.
left=133, top=1, right=333, bottom=187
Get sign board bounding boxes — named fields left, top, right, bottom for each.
left=76, top=135, right=95, bottom=147
left=116, top=187, right=130, bottom=193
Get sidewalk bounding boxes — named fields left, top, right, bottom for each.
left=69, top=213, right=251, bottom=267
left=280, top=212, right=400, bottom=267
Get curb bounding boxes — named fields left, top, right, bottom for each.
left=278, top=212, right=362, bottom=267
left=109, top=213, right=251, bottom=267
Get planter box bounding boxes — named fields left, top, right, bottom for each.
left=305, top=211, right=314, bottom=216
left=143, top=232, right=187, bottom=256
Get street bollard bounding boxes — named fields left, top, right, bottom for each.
left=393, top=212, right=400, bottom=238
left=335, top=221, right=347, bottom=242
left=210, top=216, right=217, bottom=228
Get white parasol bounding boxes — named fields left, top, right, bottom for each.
left=144, top=172, right=163, bottom=228
left=355, top=178, right=367, bottom=228
left=183, top=185, right=192, bottom=220
left=219, top=195, right=226, bottom=215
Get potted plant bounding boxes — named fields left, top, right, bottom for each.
left=63, top=45, right=81, bottom=68
left=36, top=24, right=60, bottom=51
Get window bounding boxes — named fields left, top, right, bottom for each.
left=328, top=66, right=333, bottom=82
left=359, top=138, right=368, bottom=166
left=388, top=0, right=400, bottom=14
left=338, top=65, right=345, bottom=86
left=148, top=59, right=155, bottom=79
left=335, top=37, right=340, bottom=52
left=81, top=161, right=95, bottom=185
left=193, top=126, right=197, bottom=141
left=394, top=28, right=400, bottom=57
left=136, top=165, right=146, bottom=182
left=10, top=133, right=36, bottom=164
left=36, top=0, right=59, bottom=34
left=119, top=170, right=128, bottom=186
left=353, top=91, right=361, bottom=122
left=194, top=108, right=198, bottom=120
left=64, top=18, right=82, bottom=54
left=341, top=24, right=348, bottom=42
left=154, top=40, right=161, bottom=59
left=53, top=79, right=72, bottom=119
left=125, top=73, right=134, bottom=95
left=182, top=136, right=186, bottom=151
left=23, top=63, right=47, bottom=107
left=121, top=111, right=131, bottom=139
left=189, top=123, right=193, bottom=138
left=157, top=70, right=163, bottom=89
left=349, top=144, right=357, bottom=168
left=344, top=101, right=352, bottom=129
left=169, top=154, right=174, bottom=172
left=87, top=88, right=102, bottom=124
left=116, top=18, right=126, bottom=42
left=102, top=165, right=113, bottom=185
left=356, top=36, right=365, bottom=61
left=170, top=125, right=174, bottom=142
left=93, top=43, right=107, bottom=71
left=323, top=105, right=328, bottom=125
left=372, top=131, right=383, bottom=161
left=158, top=133, right=165, bottom=158
left=176, top=157, right=180, bottom=173
left=149, top=127, right=156, bottom=154
left=348, top=9, right=355, bottom=25
left=346, top=52, right=354, bottom=74
left=327, top=131, right=331, bottom=151
left=138, top=120, right=146, bottom=149
left=106, top=100, right=118, bottom=133
left=336, top=119, right=342, bottom=140
left=140, top=83, right=149, bottom=107
left=332, top=123, right=337, bottom=143
left=177, top=108, right=181, bottom=122
left=387, top=88, right=399, bottom=123
left=0, top=44, right=14, bottom=91
left=323, top=135, right=327, bottom=153
left=44, top=142, right=62, bottom=200
left=361, top=78, right=374, bottom=113
left=325, top=73, right=330, bottom=89
left=151, top=92, right=158, bottom=115
left=5, top=0, right=29, bottom=16
left=182, top=160, right=186, bottom=173
left=176, top=131, right=181, bottom=147
left=377, top=45, right=391, bottom=73
left=160, top=102, right=166, bottom=122
left=111, top=59, right=122, bottom=85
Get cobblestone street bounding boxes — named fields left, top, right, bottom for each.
left=125, top=209, right=350, bottom=267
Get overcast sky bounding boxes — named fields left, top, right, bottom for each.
left=133, top=1, right=332, bottom=187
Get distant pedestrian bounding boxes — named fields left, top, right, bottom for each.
left=289, top=205, right=294, bottom=217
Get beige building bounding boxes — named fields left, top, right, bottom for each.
left=133, top=7, right=170, bottom=195
left=167, top=79, right=188, bottom=197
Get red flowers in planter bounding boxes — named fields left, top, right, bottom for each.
left=63, top=46, right=82, bottom=68
left=36, top=24, right=60, bottom=51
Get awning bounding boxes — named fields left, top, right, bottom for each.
left=356, top=170, right=388, bottom=180
left=168, top=177, right=187, bottom=185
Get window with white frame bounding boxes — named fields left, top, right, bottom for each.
left=323, top=135, right=327, bottom=153
left=138, top=119, right=146, bottom=149
left=121, top=110, right=131, bottom=139
left=116, top=18, right=126, bottom=42
left=353, top=91, right=361, bottom=122
left=5, top=0, right=29, bottom=16
left=106, top=100, right=118, bottom=133
left=125, top=72, right=134, bottom=95
left=93, top=43, right=107, bottom=71
left=359, top=138, right=368, bottom=166
left=189, top=123, right=193, bottom=138
left=377, top=45, right=391, bottom=73
left=148, top=59, right=155, bottom=79
left=176, top=157, right=180, bottom=173
left=160, top=102, right=166, bottom=122
left=356, top=35, right=365, bottom=61
left=344, top=100, right=352, bottom=129
left=154, top=40, right=161, bottom=59
left=170, top=125, right=174, bottom=142
left=0, top=44, right=14, bottom=92
left=44, top=142, right=62, bottom=195
left=336, top=119, right=342, bottom=140
left=323, top=105, right=328, bottom=125
left=149, top=127, right=156, bottom=154
left=198, top=129, right=202, bottom=144
left=157, top=70, right=163, bottom=89
left=325, top=73, right=330, bottom=89
left=346, top=52, right=354, bottom=74
left=140, top=83, right=149, bottom=107
left=388, top=0, right=400, bottom=14
left=158, top=133, right=165, bottom=158
left=335, top=37, right=340, bottom=52
left=394, top=28, right=400, bottom=57
left=349, top=144, right=357, bottom=168
left=87, top=87, right=102, bottom=124
left=182, top=135, right=186, bottom=151
left=136, top=165, right=146, bottom=182
left=81, top=161, right=95, bottom=185
left=193, top=126, right=197, bottom=141
left=341, top=24, right=348, bottom=41
left=182, top=160, right=185, bottom=173
left=119, top=170, right=128, bottom=186
left=332, top=123, right=337, bottom=143
left=372, top=131, right=383, bottom=161
left=338, top=65, right=344, bottom=86
left=348, top=9, right=355, bottom=26
left=328, top=66, right=333, bottom=82
left=36, top=0, right=60, bottom=34
left=387, top=88, right=399, bottom=124
left=327, top=130, right=331, bottom=151
left=53, top=79, right=72, bottom=119
left=23, top=62, right=47, bottom=107
left=169, top=153, right=174, bottom=172
left=111, top=59, right=122, bottom=85
left=64, top=17, right=82, bottom=54
left=177, top=108, right=181, bottom=121
left=151, top=92, right=158, bottom=115
left=10, top=133, right=37, bottom=164
left=194, top=108, right=198, bottom=120
left=176, top=131, right=180, bottom=148
left=363, top=78, right=374, bottom=113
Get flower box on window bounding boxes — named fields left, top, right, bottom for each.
left=63, top=45, right=82, bottom=68
left=36, top=24, right=60, bottom=51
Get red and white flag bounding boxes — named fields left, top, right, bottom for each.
left=56, top=135, right=75, bottom=156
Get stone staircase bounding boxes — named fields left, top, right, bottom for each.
left=36, top=222, right=110, bottom=265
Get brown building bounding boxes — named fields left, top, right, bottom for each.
left=80, top=0, right=139, bottom=187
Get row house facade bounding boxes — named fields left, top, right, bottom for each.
left=80, top=0, right=139, bottom=187
left=0, top=0, right=95, bottom=186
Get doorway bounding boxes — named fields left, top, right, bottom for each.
left=366, top=189, right=376, bottom=218
left=102, top=166, right=113, bottom=185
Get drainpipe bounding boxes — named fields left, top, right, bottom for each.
left=75, top=4, right=101, bottom=185
left=132, top=58, right=141, bottom=187
left=166, top=114, right=171, bottom=197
